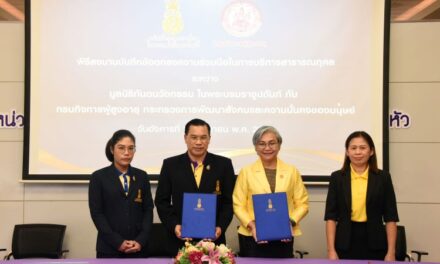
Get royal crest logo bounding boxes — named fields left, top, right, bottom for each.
left=266, top=198, right=276, bottom=212
left=195, top=198, right=205, bottom=211
left=214, top=180, right=222, bottom=195
left=222, top=0, right=262, bottom=38
left=162, top=0, right=184, bottom=35
left=134, top=189, right=143, bottom=203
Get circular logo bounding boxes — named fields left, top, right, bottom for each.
left=222, top=1, right=262, bottom=38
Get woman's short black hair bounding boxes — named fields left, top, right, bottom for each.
left=105, top=129, right=136, bottom=162
left=342, top=131, right=378, bottom=173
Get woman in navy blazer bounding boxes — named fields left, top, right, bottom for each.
left=89, top=129, right=154, bottom=258
left=324, top=131, right=399, bottom=260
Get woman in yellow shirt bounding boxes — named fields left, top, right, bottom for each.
left=324, top=131, right=399, bottom=260
left=233, top=126, right=309, bottom=258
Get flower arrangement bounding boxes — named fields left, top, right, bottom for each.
left=174, top=241, right=236, bottom=264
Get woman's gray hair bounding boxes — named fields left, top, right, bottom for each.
left=252, top=126, right=283, bottom=146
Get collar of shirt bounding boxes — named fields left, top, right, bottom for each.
left=114, top=166, right=132, bottom=193
left=113, top=165, right=132, bottom=177
left=350, top=164, right=369, bottom=180
left=191, top=160, right=199, bottom=169
left=191, top=160, right=204, bottom=172
left=190, top=155, right=207, bottom=171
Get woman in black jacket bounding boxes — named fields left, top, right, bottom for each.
left=89, top=129, right=154, bottom=258
left=324, top=131, right=399, bottom=260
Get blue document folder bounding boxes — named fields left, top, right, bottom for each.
left=252, top=192, right=291, bottom=241
left=181, top=193, right=217, bottom=239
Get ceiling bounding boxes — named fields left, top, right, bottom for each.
left=1, top=0, right=440, bottom=22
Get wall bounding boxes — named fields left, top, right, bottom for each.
left=388, top=22, right=440, bottom=261
left=0, top=21, right=439, bottom=261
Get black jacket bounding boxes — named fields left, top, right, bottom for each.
left=324, top=168, right=399, bottom=250
left=154, top=152, right=236, bottom=252
left=89, top=165, right=154, bottom=255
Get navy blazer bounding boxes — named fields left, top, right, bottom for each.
left=89, top=165, right=154, bottom=255
left=154, top=152, right=236, bottom=250
left=324, top=168, right=399, bottom=251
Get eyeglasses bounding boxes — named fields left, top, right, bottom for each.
left=188, top=135, right=210, bottom=143
left=256, top=141, right=279, bottom=149
left=115, top=145, right=136, bottom=153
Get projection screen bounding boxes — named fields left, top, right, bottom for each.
left=24, top=0, right=390, bottom=182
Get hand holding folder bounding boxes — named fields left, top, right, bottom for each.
left=181, top=193, right=217, bottom=240
left=252, top=192, right=292, bottom=242
left=246, top=220, right=268, bottom=244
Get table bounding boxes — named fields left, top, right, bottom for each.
left=0, top=258, right=438, bottom=264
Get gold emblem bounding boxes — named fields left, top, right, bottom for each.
left=265, top=198, right=276, bottom=212
left=134, top=189, right=143, bottom=203
left=214, top=180, right=221, bottom=195
left=194, top=197, right=205, bottom=211
left=162, top=0, right=184, bottom=35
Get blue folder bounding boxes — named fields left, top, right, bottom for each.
left=252, top=192, right=291, bottom=241
left=181, top=193, right=217, bottom=239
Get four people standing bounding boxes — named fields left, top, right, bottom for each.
left=89, top=125, right=398, bottom=260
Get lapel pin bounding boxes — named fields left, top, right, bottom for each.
left=206, top=165, right=210, bottom=171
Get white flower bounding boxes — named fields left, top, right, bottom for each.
left=198, top=240, right=215, bottom=251
left=217, top=244, right=230, bottom=256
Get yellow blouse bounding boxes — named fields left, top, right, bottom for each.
left=350, top=165, right=368, bottom=222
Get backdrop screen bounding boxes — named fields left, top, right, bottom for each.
left=24, top=0, right=389, bottom=181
